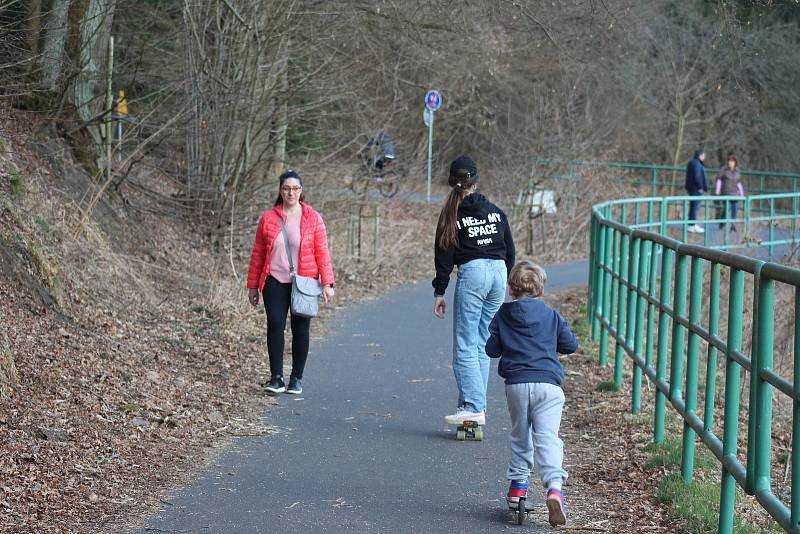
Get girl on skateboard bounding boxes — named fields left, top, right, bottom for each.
left=486, top=261, right=578, bottom=526
left=432, top=156, right=515, bottom=426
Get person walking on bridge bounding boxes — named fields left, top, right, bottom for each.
left=685, top=149, right=708, bottom=233
left=247, top=170, right=335, bottom=395
left=432, top=156, right=515, bottom=427
left=715, top=154, right=745, bottom=232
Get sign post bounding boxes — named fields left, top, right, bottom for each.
left=424, top=89, right=441, bottom=203
left=116, top=89, right=128, bottom=162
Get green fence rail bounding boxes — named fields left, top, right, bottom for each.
left=589, top=192, right=800, bottom=533
left=538, top=159, right=800, bottom=197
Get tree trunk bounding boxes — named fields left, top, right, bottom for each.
left=40, top=0, right=72, bottom=91
left=670, top=112, right=686, bottom=195
left=68, top=0, right=116, bottom=123
left=269, top=36, right=290, bottom=178
left=60, top=0, right=117, bottom=172
left=25, top=0, right=43, bottom=70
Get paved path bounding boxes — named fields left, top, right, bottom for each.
left=136, top=260, right=589, bottom=534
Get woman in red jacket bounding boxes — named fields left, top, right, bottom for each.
left=247, top=170, right=335, bottom=394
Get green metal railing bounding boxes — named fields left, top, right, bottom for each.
left=594, top=193, right=800, bottom=258
left=538, top=159, right=800, bottom=197
left=589, top=192, right=800, bottom=533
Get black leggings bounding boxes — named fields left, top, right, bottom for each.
left=263, top=276, right=311, bottom=379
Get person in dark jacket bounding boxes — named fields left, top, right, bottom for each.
left=361, top=129, right=395, bottom=170
left=433, top=155, right=515, bottom=427
left=485, top=261, right=577, bottom=527
left=685, top=149, right=708, bottom=233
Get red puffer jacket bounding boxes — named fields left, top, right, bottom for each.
left=246, top=202, right=335, bottom=291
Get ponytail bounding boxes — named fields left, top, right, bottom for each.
left=436, top=188, right=468, bottom=250
left=435, top=165, right=479, bottom=250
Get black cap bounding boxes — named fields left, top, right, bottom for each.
left=449, top=156, right=478, bottom=180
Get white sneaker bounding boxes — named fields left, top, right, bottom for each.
left=694, top=224, right=705, bottom=233
left=444, top=409, right=486, bottom=426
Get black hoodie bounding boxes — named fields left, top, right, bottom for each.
left=433, top=193, right=515, bottom=296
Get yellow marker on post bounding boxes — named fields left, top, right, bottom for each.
left=115, top=90, right=128, bottom=161
left=117, top=90, right=128, bottom=116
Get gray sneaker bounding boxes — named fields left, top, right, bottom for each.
left=265, top=375, right=286, bottom=394
left=286, top=377, right=303, bottom=395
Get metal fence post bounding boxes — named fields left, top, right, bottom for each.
left=654, top=247, right=675, bottom=444
left=588, top=216, right=595, bottom=322
left=669, top=252, right=689, bottom=403
left=614, top=231, right=631, bottom=387
left=632, top=239, right=651, bottom=414
left=753, top=273, right=774, bottom=496
left=681, top=255, right=704, bottom=482
left=608, top=228, right=621, bottom=365
left=745, top=197, right=751, bottom=235
left=644, top=240, right=659, bottom=380
left=589, top=219, right=607, bottom=342
left=746, top=267, right=763, bottom=494
left=719, top=268, right=744, bottom=534
left=703, top=262, right=721, bottom=432
left=792, top=286, right=800, bottom=529
left=591, top=216, right=603, bottom=340
left=623, top=236, right=640, bottom=386
left=599, top=225, right=614, bottom=367
left=769, top=198, right=776, bottom=258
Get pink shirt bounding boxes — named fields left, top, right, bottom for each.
left=269, top=211, right=301, bottom=283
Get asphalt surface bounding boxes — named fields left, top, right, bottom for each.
left=136, top=260, right=590, bottom=534
left=691, top=223, right=796, bottom=260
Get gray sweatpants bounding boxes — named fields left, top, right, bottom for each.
left=505, top=382, right=568, bottom=486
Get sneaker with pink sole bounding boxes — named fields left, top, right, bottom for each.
left=546, top=488, right=567, bottom=526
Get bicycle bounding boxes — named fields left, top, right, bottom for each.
left=351, top=142, right=401, bottom=199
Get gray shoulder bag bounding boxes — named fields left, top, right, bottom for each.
left=278, top=215, right=323, bottom=318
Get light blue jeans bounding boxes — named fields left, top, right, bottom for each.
left=452, top=258, right=507, bottom=413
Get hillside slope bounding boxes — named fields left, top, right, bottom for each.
left=0, top=107, right=280, bottom=533
left=0, top=102, right=444, bottom=532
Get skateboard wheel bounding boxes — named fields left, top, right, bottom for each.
left=474, top=427, right=484, bottom=441
left=456, top=430, right=466, bottom=441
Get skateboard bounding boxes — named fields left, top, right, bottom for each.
left=454, top=420, right=483, bottom=441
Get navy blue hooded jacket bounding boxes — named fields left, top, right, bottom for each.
left=685, top=151, right=708, bottom=194
left=486, top=298, right=578, bottom=386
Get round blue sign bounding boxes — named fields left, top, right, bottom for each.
left=425, top=89, right=442, bottom=111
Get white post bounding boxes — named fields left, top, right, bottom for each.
left=427, top=110, right=434, bottom=203
left=105, top=36, right=114, bottom=182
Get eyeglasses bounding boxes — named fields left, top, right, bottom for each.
left=281, top=186, right=302, bottom=193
